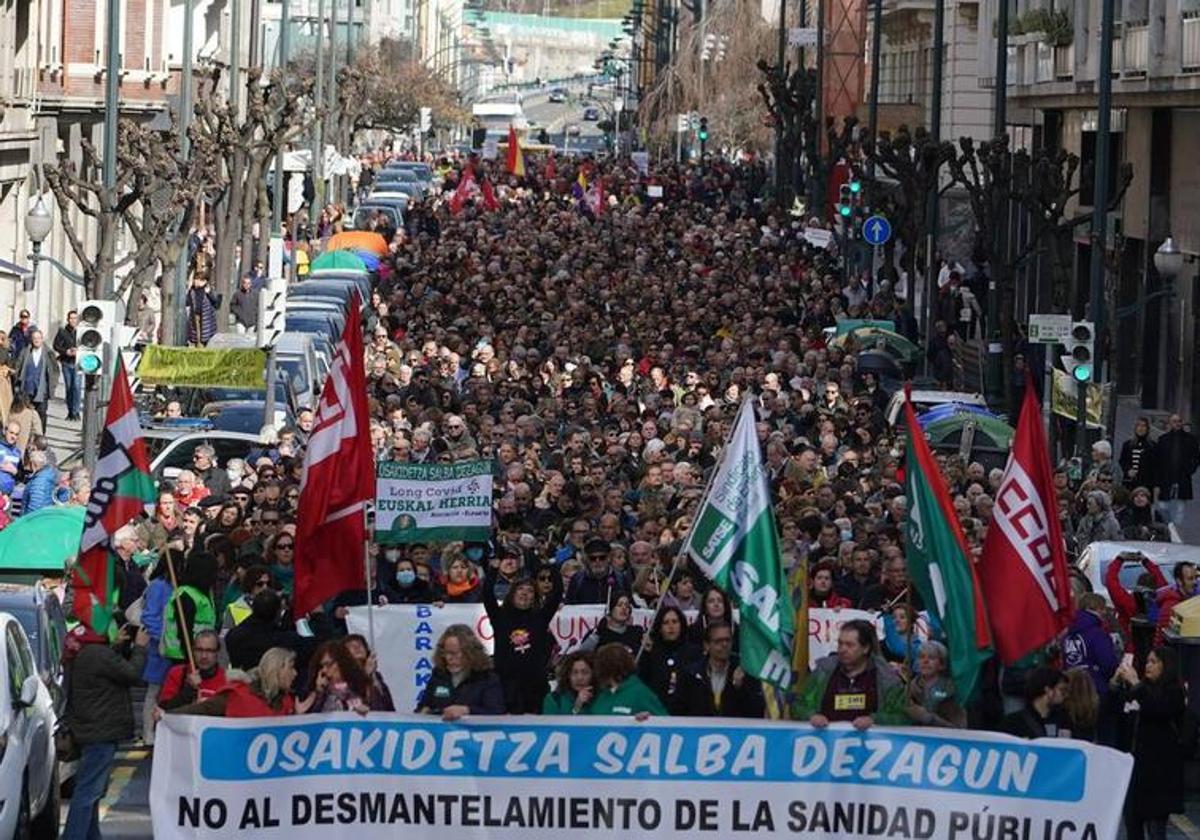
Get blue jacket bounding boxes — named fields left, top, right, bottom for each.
left=1062, top=609, right=1120, bottom=696
left=22, top=465, right=58, bottom=514
left=141, top=577, right=174, bottom=684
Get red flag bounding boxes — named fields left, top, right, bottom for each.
left=979, top=374, right=1074, bottom=663
left=506, top=125, right=526, bottom=177
left=71, top=358, right=157, bottom=636
left=294, top=293, right=375, bottom=617
left=481, top=177, right=500, bottom=211
left=449, top=166, right=475, bottom=215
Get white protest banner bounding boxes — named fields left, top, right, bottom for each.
left=151, top=714, right=1132, bottom=840
left=375, top=460, right=493, bottom=544
left=350, top=604, right=924, bottom=711
left=347, top=604, right=665, bottom=712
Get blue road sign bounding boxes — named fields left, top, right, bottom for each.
left=863, top=215, right=892, bottom=246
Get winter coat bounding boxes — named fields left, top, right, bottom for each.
left=1120, top=434, right=1156, bottom=489
left=682, top=656, right=765, bottom=718
left=14, top=345, right=59, bottom=402
left=1121, top=680, right=1187, bottom=819
left=482, top=566, right=562, bottom=709
left=186, top=285, right=221, bottom=346
left=141, top=577, right=174, bottom=684
left=21, top=464, right=57, bottom=514
left=638, top=637, right=702, bottom=715
left=565, top=566, right=631, bottom=605
left=231, top=287, right=260, bottom=328
left=67, top=640, right=147, bottom=745
left=1061, top=609, right=1120, bottom=697
left=416, top=668, right=505, bottom=715
left=1154, top=429, right=1200, bottom=501
left=791, top=654, right=910, bottom=725
left=1104, top=556, right=1167, bottom=652
left=587, top=675, right=668, bottom=716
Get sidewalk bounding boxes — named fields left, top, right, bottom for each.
left=1111, top=394, right=1200, bottom=544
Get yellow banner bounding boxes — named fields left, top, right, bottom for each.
left=1050, top=368, right=1110, bottom=429
left=136, top=346, right=266, bottom=389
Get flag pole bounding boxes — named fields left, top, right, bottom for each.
left=163, top=550, right=196, bottom=672
left=363, top=506, right=377, bottom=653
left=635, top=395, right=746, bottom=665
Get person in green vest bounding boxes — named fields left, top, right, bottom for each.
left=220, top=563, right=273, bottom=636
left=587, top=643, right=667, bottom=718
left=163, top=552, right=218, bottom=665
left=792, top=619, right=910, bottom=728
left=543, top=651, right=596, bottom=715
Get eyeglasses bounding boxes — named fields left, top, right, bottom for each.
left=277, top=543, right=294, bottom=550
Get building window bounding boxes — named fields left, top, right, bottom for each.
left=1079, top=130, right=1123, bottom=206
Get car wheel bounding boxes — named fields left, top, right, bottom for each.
left=15, top=775, right=32, bottom=840
left=30, top=766, right=60, bottom=839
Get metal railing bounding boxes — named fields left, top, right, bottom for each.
left=1054, top=42, right=1074, bottom=79
left=1123, top=23, right=1148, bottom=74
left=1183, top=15, right=1200, bottom=72
left=1036, top=41, right=1054, bottom=82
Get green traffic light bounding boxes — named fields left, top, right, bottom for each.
left=849, top=180, right=862, bottom=193
left=79, top=355, right=102, bottom=375
left=699, top=131, right=708, bottom=141
left=1072, top=365, right=1092, bottom=383
left=839, top=205, right=852, bottom=217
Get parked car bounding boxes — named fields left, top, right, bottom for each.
left=1077, top=541, right=1200, bottom=603
left=350, top=203, right=403, bottom=231
left=148, top=431, right=262, bottom=484
left=884, top=389, right=990, bottom=427
left=0, top=610, right=59, bottom=838
left=565, top=123, right=582, bottom=136
left=200, top=401, right=294, bottom=435
left=582, top=107, right=600, bottom=121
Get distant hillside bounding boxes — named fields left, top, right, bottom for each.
left=476, top=0, right=631, bottom=19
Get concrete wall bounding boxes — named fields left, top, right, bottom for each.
left=1170, top=109, right=1200, bottom=254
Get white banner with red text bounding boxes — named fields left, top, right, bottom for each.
left=346, top=605, right=929, bottom=714
left=150, top=714, right=1131, bottom=840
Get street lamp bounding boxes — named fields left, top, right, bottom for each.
left=1154, top=235, right=1184, bottom=281
left=25, top=195, right=53, bottom=253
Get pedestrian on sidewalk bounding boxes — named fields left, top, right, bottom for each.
left=8, top=308, right=34, bottom=358
left=62, top=622, right=150, bottom=840
left=14, top=329, right=58, bottom=431
left=1154, top=414, right=1200, bottom=527
left=231, top=275, right=260, bottom=336
left=0, top=331, right=15, bottom=424
left=53, top=309, right=80, bottom=420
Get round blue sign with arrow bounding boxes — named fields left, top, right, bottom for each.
left=863, top=215, right=892, bottom=246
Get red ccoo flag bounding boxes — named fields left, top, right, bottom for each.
left=979, top=373, right=1074, bottom=663
left=293, top=293, right=375, bottom=617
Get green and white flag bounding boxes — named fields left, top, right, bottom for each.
left=682, top=399, right=794, bottom=690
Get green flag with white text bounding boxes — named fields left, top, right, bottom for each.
left=682, top=399, right=794, bottom=691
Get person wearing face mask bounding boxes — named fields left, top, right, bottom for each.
left=379, top=558, right=436, bottom=605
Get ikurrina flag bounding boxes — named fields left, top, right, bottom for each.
left=902, top=390, right=993, bottom=701
left=682, top=398, right=794, bottom=690
left=70, top=357, right=156, bottom=636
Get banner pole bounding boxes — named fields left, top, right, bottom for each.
left=636, top=395, right=745, bottom=665
left=364, top=506, right=376, bottom=652
left=163, top=549, right=196, bottom=672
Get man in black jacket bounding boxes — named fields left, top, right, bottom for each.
left=63, top=624, right=149, bottom=838
left=684, top=621, right=764, bottom=717
left=52, top=309, right=79, bottom=420
left=225, top=589, right=314, bottom=671
left=1155, top=414, right=1200, bottom=527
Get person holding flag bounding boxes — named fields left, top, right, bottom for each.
left=506, top=125, right=526, bottom=178
left=64, top=357, right=157, bottom=839
left=681, top=397, right=795, bottom=702
left=900, top=386, right=994, bottom=703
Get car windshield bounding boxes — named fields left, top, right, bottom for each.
left=6, top=605, right=37, bottom=648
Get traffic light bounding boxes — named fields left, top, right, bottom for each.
left=698, top=116, right=708, bottom=143
left=77, top=299, right=119, bottom=376
left=838, top=184, right=853, bottom=218
left=848, top=178, right=862, bottom=196
left=1063, top=320, right=1096, bottom=383
left=257, top=275, right=287, bottom=350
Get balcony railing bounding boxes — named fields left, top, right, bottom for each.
left=1123, top=23, right=1148, bottom=75
left=1184, top=15, right=1200, bottom=72
left=1036, top=41, right=1054, bottom=82
left=1053, top=42, right=1074, bottom=79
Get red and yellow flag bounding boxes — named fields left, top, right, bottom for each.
left=506, top=125, right=526, bottom=177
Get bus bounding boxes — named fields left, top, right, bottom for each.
left=472, top=101, right=527, bottom=133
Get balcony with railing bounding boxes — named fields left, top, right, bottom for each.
left=1184, top=15, right=1200, bottom=72
left=1036, top=41, right=1054, bottom=81
left=1053, top=42, right=1073, bottom=79
left=1122, top=23, right=1148, bottom=75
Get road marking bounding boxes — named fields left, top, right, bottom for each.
left=98, top=748, right=147, bottom=821
left=1172, top=814, right=1200, bottom=840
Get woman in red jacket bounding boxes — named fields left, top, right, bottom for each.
left=170, top=647, right=298, bottom=717
left=1103, top=552, right=1168, bottom=653
left=811, top=561, right=852, bottom=609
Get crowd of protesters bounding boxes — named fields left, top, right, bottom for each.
left=60, top=150, right=1200, bottom=840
